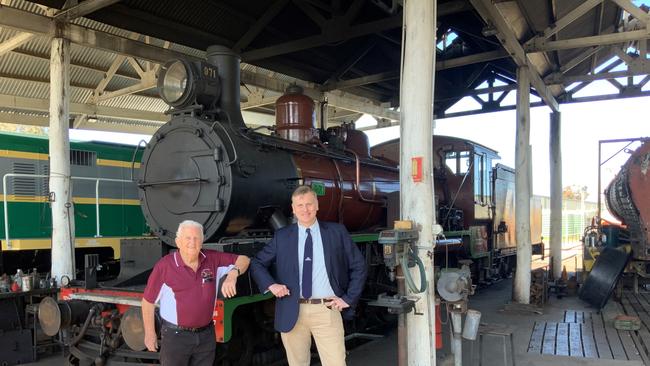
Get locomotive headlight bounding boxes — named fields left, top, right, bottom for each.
left=157, top=59, right=221, bottom=109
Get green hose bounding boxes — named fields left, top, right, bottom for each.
left=402, top=247, right=427, bottom=293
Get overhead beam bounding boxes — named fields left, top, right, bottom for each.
left=437, top=49, right=509, bottom=70
left=239, top=69, right=399, bottom=120
left=95, top=75, right=156, bottom=102
left=293, top=0, right=328, bottom=27
left=526, top=29, right=650, bottom=53
left=524, top=0, right=603, bottom=47
left=93, top=55, right=127, bottom=98
left=54, top=0, right=122, bottom=22
left=69, top=120, right=159, bottom=134
left=240, top=14, right=402, bottom=61
left=560, top=46, right=602, bottom=73
left=470, top=0, right=559, bottom=111
left=611, top=0, right=650, bottom=26
left=325, top=92, right=399, bottom=120
left=324, top=39, right=378, bottom=86
left=321, top=50, right=510, bottom=92
left=0, top=93, right=166, bottom=123
left=11, top=48, right=140, bottom=81
left=0, top=5, right=196, bottom=64
left=321, top=71, right=398, bottom=91
left=548, top=68, right=650, bottom=85
left=241, top=95, right=281, bottom=110
left=233, top=0, right=290, bottom=52
left=0, top=32, right=34, bottom=56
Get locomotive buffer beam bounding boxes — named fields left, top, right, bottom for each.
left=138, top=177, right=208, bottom=188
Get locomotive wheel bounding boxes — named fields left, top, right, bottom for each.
left=215, top=317, right=254, bottom=366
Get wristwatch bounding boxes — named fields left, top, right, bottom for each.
left=230, top=266, right=241, bottom=276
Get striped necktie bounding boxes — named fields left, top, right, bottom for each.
left=302, top=228, right=313, bottom=299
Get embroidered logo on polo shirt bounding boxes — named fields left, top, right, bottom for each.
left=201, top=268, right=214, bottom=283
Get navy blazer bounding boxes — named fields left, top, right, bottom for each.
left=250, top=221, right=367, bottom=332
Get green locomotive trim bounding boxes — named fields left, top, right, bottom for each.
left=0, top=131, right=143, bottom=163
left=0, top=201, right=147, bottom=239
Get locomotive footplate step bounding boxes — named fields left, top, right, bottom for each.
left=66, top=292, right=142, bottom=307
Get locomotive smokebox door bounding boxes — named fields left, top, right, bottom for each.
left=139, top=119, right=233, bottom=245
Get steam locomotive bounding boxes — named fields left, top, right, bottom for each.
left=36, top=46, right=541, bottom=365
left=580, top=138, right=650, bottom=309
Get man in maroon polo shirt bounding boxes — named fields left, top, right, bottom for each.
left=141, top=220, right=250, bottom=365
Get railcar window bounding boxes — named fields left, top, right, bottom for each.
left=444, top=151, right=470, bottom=175
left=474, top=154, right=485, bottom=204
left=459, top=152, right=470, bottom=174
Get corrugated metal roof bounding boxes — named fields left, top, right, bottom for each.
left=0, top=0, right=647, bottom=133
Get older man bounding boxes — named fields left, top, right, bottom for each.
left=251, top=185, right=367, bottom=366
left=141, top=220, right=250, bottom=366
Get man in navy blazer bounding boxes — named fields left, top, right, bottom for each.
left=251, top=185, right=367, bottom=366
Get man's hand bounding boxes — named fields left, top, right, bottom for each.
left=325, top=297, right=350, bottom=312
left=221, top=271, right=238, bottom=298
left=268, top=283, right=290, bottom=298
left=144, top=330, right=158, bottom=352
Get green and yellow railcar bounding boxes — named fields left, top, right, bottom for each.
left=0, top=132, right=148, bottom=274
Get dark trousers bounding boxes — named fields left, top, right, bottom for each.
left=160, top=323, right=216, bottom=366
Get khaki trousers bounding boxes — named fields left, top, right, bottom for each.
left=280, top=303, right=346, bottom=366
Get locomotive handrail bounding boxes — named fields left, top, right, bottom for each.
left=130, top=139, right=148, bottom=182
left=2, top=173, right=133, bottom=248
left=238, top=127, right=399, bottom=172
left=345, top=148, right=386, bottom=205
left=138, top=177, right=207, bottom=187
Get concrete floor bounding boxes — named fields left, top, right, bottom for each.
left=25, top=277, right=643, bottom=366
left=347, top=277, right=644, bottom=366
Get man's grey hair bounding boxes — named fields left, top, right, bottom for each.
left=176, top=220, right=204, bottom=239
left=292, top=185, right=317, bottom=199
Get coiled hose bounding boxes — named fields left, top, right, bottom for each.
left=402, top=247, right=427, bottom=293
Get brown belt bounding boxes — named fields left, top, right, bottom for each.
left=298, top=298, right=326, bottom=304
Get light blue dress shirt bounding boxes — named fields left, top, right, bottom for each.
left=298, top=220, right=335, bottom=299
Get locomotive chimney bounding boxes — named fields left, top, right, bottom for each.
left=206, top=45, right=245, bottom=128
